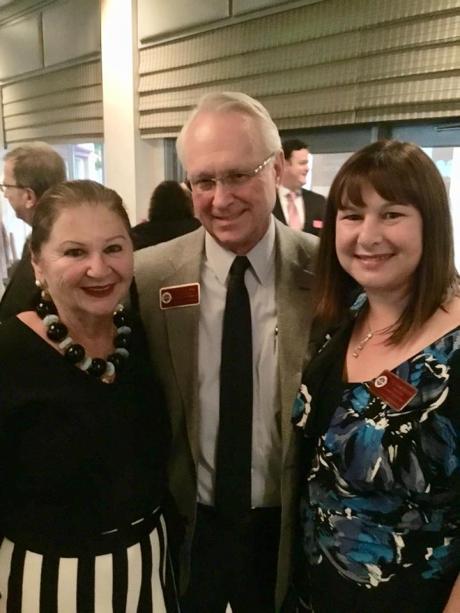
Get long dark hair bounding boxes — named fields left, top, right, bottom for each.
left=314, top=140, right=459, bottom=343
left=148, top=181, right=193, bottom=221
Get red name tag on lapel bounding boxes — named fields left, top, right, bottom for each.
left=313, top=219, right=323, bottom=229
left=368, top=369, right=417, bottom=412
left=159, top=283, right=200, bottom=309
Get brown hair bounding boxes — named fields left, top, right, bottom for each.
left=148, top=180, right=193, bottom=221
left=5, top=142, right=66, bottom=198
left=282, top=138, right=309, bottom=161
left=315, top=139, right=459, bottom=343
left=31, top=180, right=131, bottom=256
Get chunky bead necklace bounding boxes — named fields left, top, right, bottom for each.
left=36, top=295, right=132, bottom=382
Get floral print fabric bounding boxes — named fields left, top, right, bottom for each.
left=298, top=325, right=460, bottom=588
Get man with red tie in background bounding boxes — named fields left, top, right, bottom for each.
left=273, top=138, right=325, bottom=236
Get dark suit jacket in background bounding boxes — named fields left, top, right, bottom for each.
left=131, top=217, right=201, bottom=251
left=273, top=187, right=326, bottom=237
left=0, top=240, right=37, bottom=323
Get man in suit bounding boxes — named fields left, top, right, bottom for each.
left=135, top=92, right=318, bottom=612
left=273, top=138, right=326, bottom=236
left=0, top=142, right=66, bottom=322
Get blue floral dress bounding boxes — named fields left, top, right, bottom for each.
left=294, top=306, right=460, bottom=612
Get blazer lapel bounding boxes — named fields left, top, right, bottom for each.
left=275, top=225, right=316, bottom=463
left=161, top=234, right=204, bottom=465
left=273, top=192, right=288, bottom=226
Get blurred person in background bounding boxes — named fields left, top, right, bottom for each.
left=274, top=138, right=325, bottom=236
left=0, top=142, right=66, bottom=322
left=131, top=180, right=200, bottom=251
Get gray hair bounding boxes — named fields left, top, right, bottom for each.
left=176, top=91, right=281, bottom=164
left=4, top=142, right=66, bottom=199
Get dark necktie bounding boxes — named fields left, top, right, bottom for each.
left=215, top=255, right=252, bottom=521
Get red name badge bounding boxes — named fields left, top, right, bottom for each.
left=159, top=283, right=200, bottom=310
left=368, top=370, right=417, bottom=412
left=313, top=219, right=323, bottom=229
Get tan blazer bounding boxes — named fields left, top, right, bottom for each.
left=135, top=218, right=318, bottom=610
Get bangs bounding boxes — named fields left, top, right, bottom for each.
left=338, top=166, right=419, bottom=210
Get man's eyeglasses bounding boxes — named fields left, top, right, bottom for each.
left=188, top=153, right=275, bottom=194
left=0, top=183, right=26, bottom=193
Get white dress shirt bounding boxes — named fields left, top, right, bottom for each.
left=278, top=185, right=305, bottom=229
left=197, top=217, right=282, bottom=508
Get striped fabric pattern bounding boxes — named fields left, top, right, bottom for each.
left=0, top=514, right=178, bottom=613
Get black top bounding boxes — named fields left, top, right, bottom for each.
left=131, top=217, right=201, bottom=251
left=0, top=243, right=38, bottom=324
left=0, top=316, right=169, bottom=556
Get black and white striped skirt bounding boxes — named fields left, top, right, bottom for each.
left=0, top=508, right=179, bottom=612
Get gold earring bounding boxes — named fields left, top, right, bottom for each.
left=36, top=279, right=51, bottom=301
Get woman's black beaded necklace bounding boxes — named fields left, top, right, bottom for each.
left=36, top=295, right=131, bottom=382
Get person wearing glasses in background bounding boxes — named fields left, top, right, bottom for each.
left=135, top=92, right=318, bottom=612
left=0, top=142, right=66, bottom=322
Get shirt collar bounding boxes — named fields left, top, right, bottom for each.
left=204, top=216, right=276, bottom=285
left=278, top=185, right=302, bottom=198
left=278, top=185, right=292, bottom=199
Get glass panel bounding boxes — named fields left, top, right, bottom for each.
left=307, top=151, right=353, bottom=198
left=53, top=143, right=104, bottom=181
left=422, top=146, right=460, bottom=269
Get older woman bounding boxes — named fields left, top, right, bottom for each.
left=293, top=141, right=460, bottom=612
left=0, top=181, right=178, bottom=611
